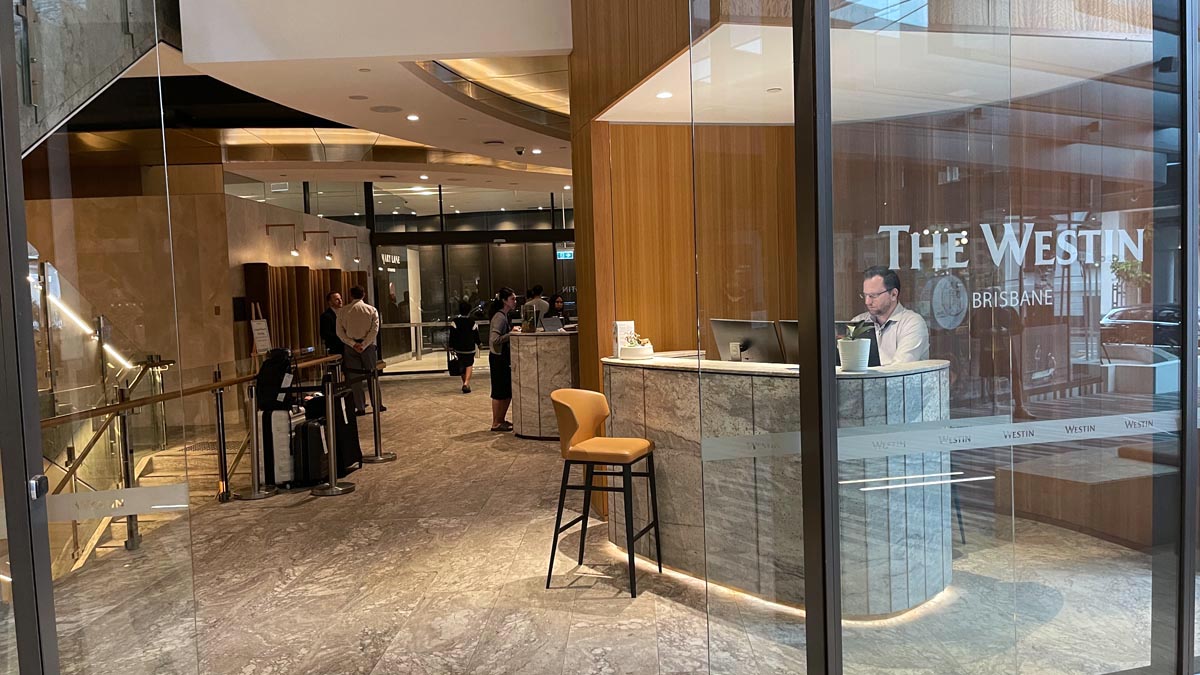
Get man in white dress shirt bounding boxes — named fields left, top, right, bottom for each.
left=851, top=266, right=929, bottom=365
left=336, top=286, right=385, bottom=415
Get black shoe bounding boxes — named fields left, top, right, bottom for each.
left=378, top=405, right=388, bottom=412
left=355, top=410, right=367, bottom=417
left=462, top=386, right=471, bottom=394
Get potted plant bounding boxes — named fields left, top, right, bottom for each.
left=619, top=331, right=654, bottom=359
left=837, top=321, right=873, bottom=372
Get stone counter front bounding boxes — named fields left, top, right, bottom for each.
left=601, top=357, right=951, bottom=617
left=511, top=332, right=579, bottom=439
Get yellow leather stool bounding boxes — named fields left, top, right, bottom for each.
left=547, top=388, right=661, bottom=597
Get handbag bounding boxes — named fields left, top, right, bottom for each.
left=448, top=350, right=462, bottom=376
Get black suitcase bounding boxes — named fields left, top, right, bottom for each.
left=333, top=395, right=362, bottom=476
left=298, top=395, right=361, bottom=477
left=288, top=420, right=329, bottom=487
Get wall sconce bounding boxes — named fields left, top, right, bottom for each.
left=333, top=235, right=358, bottom=264
left=265, top=223, right=300, bottom=256
left=303, top=229, right=332, bottom=261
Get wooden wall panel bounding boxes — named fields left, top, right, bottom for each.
left=569, top=0, right=691, bottom=132
left=573, top=121, right=616, bottom=391
left=609, top=125, right=698, bottom=354
left=693, top=125, right=798, bottom=358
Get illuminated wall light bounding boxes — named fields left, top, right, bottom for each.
left=103, top=343, right=134, bottom=370
left=290, top=248, right=300, bottom=257
left=353, top=256, right=361, bottom=263
left=324, top=252, right=333, bottom=261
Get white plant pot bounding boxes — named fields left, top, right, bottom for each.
left=620, top=344, right=654, bottom=360
left=837, top=339, right=871, bottom=372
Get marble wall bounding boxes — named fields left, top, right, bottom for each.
left=512, top=334, right=579, bottom=439
left=603, top=361, right=952, bottom=616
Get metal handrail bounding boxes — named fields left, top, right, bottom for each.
left=41, top=354, right=341, bottom=430
left=50, top=364, right=153, bottom=495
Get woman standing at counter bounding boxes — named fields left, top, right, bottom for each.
left=489, top=288, right=518, bottom=432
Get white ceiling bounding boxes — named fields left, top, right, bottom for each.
left=179, top=0, right=573, bottom=169
left=600, top=23, right=1154, bottom=124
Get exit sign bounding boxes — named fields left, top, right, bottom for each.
left=556, top=250, right=574, bottom=260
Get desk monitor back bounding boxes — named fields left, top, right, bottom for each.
left=776, top=320, right=800, bottom=363
left=711, top=319, right=786, bottom=363
left=541, top=316, right=564, bottom=332
left=834, top=321, right=882, bottom=367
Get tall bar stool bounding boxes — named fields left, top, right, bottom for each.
left=547, top=388, right=661, bottom=598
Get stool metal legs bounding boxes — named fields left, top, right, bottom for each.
left=579, top=464, right=595, bottom=564
left=647, top=454, right=662, bottom=573
left=546, top=454, right=661, bottom=598
left=622, top=463, right=637, bottom=597
left=547, top=461, right=573, bottom=589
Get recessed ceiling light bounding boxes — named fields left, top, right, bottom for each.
left=411, top=211, right=417, bottom=215
left=538, top=206, right=543, bottom=210
left=354, top=212, right=360, bottom=216
left=483, top=140, right=504, bottom=146
left=377, top=201, right=383, bottom=204
left=349, top=95, right=368, bottom=100
left=380, top=175, right=396, bottom=179
left=455, top=209, right=461, bottom=213
left=420, top=174, right=429, bottom=180
left=392, top=210, right=398, bottom=215
left=563, top=185, right=571, bottom=190
left=766, top=87, right=783, bottom=94
left=256, top=199, right=266, bottom=202
left=501, top=207, right=506, bottom=211
left=317, top=213, right=323, bottom=217
left=353, top=256, right=361, bottom=263
left=531, top=148, right=542, bottom=155
left=317, top=191, right=324, bottom=195
left=370, top=105, right=403, bottom=113
left=358, top=68, right=371, bottom=72
left=656, top=91, right=673, bottom=99
left=406, top=114, right=420, bottom=121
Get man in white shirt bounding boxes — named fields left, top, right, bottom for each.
left=851, top=266, right=929, bottom=365
left=336, top=286, right=384, bottom=415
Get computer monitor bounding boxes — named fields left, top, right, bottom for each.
left=710, top=319, right=786, bottom=363
left=542, top=316, right=564, bottom=332
left=834, top=321, right=882, bottom=368
left=776, top=320, right=800, bottom=363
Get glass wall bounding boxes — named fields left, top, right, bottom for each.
left=824, top=0, right=1183, bottom=670
left=12, top=3, right=204, bottom=672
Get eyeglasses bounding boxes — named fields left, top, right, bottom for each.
left=859, top=290, right=894, bottom=300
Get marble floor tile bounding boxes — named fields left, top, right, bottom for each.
left=43, top=376, right=1178, bottom=674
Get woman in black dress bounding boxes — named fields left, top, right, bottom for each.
left=488, top=288, right=518, bottom=431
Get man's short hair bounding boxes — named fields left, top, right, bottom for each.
left=349, top=286, right=366, bottom=300
left=863, top=266, right=901, bottom=293
left=325, top=291, right=340, bottom=303
left=532, top=284, right=544, bottom=296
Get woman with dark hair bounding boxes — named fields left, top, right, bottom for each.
left=488, top=287, right=518, bottom=431
left=546, top=293, right=566, bottom=319
left=448, top=300, right=480, bottom=394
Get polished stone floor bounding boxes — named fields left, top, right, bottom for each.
left=44, top=375, right=1167, bottom=674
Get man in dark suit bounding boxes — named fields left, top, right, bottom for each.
left=320, top=291, right=343, bottom=355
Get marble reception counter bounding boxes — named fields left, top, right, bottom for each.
left=601, top=355, right=952, bottom=618
left=511, top=331, right=579, bottom=440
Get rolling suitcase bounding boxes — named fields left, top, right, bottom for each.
left=289, top=420, right=329, bottom=487
left=259, top=409, right=303, bottom=486
left=334, top=395, right=362, bottom=475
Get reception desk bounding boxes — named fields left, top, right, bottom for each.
left=601, top=354, right=951, bottom=618
left=511, top=331, right=579, bottom=440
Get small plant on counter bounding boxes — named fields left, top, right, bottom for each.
left=621, top=331, right=651, bottom=348
left=840, top=320, right=872, bottom=341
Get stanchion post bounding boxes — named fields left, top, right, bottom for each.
left=115, top=386, right=142, bottom=551
left=234, top=384, right=276, bottom=500
left=362, top=369, right=395, bottom=463
left=312, top=372, right=355, bottom=496
left=213, top=367, right=231, bottom=502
